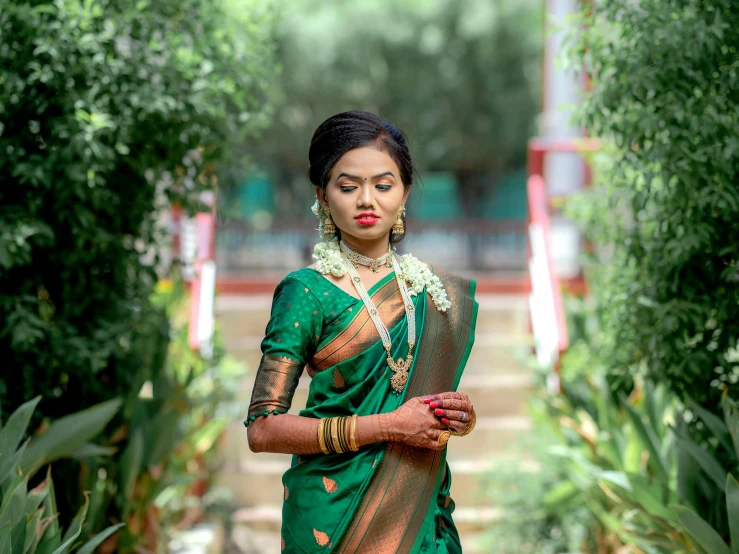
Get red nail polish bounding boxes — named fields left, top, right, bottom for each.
left=442, top=418, right=449, bottom=424
left=430, top=401, right=439, bottom=408
left=423, top=399, right=431, bottom=404
left=435, top=408, right=443, bottom=416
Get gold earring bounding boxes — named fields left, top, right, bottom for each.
left=323, top=205, right=336, bottom=234
left=392, top=205, right=405, bottom=236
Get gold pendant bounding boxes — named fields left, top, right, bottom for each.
left=390, top=370, right=408, bottom=394
left=387, top=352, right=413, bottom=394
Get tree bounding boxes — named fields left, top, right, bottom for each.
left=0, top=0, right=276, bottom=540
left=234, top=0, right=542, bottom=218
left=566, top=0, right=739, bottom=411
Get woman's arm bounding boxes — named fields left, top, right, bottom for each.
left=247, top=411, right=396, bottom=454
left=248, top=394, right=468, bottom=454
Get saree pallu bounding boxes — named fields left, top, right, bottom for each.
left=245, top=265, right=478, bottom=553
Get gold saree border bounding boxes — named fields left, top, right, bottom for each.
left=335, top=266, right=477, bottom=553
left=247, top=354, right=305, bottom=417
left=310, top=277, right=405, bottom=373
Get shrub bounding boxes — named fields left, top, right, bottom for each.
left=564, top=0, right=739, bottom=410
left=0, top=0, right=275, bottom=546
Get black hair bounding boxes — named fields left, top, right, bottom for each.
left=307, top=110, right=418, bottom=244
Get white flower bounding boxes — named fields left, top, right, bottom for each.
left=310, top=199, right=451, bottom=312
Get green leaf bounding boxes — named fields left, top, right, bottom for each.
left=0, top=522, right=10, bottom=554
left=675, top=437, right=727, bottom=491
left=727, top=473, right=739, bottom=551
left=70, top=443, right=117, bottom=458
left=541, top=480, right=579, bottom=508
left=725, top=398, right=739, bottom=461
left=688, top=398, right=733, bottom=454
left=25, top=471, right=51, bottom=516
left=0, top=396, right=41, bottom=482
left=21, top=399, right=122, bottom=477
left=0, top=396, right=40, bottom=456
left=50, top=492, right=89, bottom=554
left=75, top=522, right=125, bottom=554
left=120, top=427, right=144, bottom=505
left=39, top=467, right=60, bottom=547
left=673, top=505, right=733, bottom=554
left=24, top=509, right=44, bottom=554
left=622, top=398, right=668, bottom=481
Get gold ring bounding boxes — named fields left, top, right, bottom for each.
left=437, top=430, right=451, bottom=446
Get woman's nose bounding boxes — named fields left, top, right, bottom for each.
left=359, top=185, right=373, bottom=208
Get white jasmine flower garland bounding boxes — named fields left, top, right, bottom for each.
left=309, top=201, right=451, bottom=312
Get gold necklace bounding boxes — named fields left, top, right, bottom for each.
left=339, top=241, right=393, bottom=273
left=339, top=243, right=415, bottom=394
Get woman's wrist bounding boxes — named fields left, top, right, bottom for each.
left=355, top=413, right=395, bottom=447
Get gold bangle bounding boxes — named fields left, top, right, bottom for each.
left=449, top=407, right=476, bottom=437
left=340, top=417, right=350, bottom=453
left=350, top=414, right=359, bottom=452
left=318, top=418, right=330, bottom=455
left=330, top=417, right=344, bottom=454
left=341, top=416, right=351, bottom=452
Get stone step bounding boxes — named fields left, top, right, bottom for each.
left=217, top=415, right=533, bottom=509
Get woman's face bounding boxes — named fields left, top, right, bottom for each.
left=317, top=146, right=410, bottom=245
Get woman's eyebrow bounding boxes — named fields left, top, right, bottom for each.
left=336, top=171, right=395, bottom=181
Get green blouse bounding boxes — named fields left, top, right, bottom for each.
left=244, top=267, right=400, bottom=426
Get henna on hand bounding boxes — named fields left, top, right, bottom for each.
left=389, top=396, right=447, bottom=451
left=247, top=412, right=396, bottom=455
left=424, top=391, right=474, bottom=434
left=248, top=414, right=322, bottom=454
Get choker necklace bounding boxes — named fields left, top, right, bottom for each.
left=339, top=241, right=394, bottom=273
left=339, top=241, right=415, bottom=394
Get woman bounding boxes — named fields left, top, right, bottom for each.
left=245, top=110, right=479, bottom=553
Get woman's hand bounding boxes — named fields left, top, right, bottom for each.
left=423, top=392, right=474, bottom=435
left=389, top=396, right=448, bottom=450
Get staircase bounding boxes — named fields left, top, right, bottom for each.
left=215, top=292, right=533, bottom=554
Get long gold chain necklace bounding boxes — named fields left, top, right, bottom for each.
left=339, top=241, right=415, bottom=394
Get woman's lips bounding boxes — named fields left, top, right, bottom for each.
left=356, top=216, right=380, bottom=226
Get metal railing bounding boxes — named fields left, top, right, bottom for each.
left=215, top=218, right=528, bottom=274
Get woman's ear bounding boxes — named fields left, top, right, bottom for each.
left=315, top=186, right=327, bottom=207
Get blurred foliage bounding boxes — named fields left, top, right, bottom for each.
left=0, top=0, right=273, bottom=548
left=489, top=299, right=739, bottom=553
left=0, top=396, right=125, bottom=553
left=221, top=0, right=542, bottom=219
left=563, top=0, right=739, bottom=411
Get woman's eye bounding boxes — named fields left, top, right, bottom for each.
left=340, top=186, right=356, bottom=192
left=376, top=184, right=392, bottom=191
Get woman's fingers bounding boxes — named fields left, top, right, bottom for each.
left=423, top=391, right=471, bottom=411
left=441, top=418, right=468, bottom=433
left=426, top=397, right=471, bottom=412
left=433, top=408, right=467, bottom=422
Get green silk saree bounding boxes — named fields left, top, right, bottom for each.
left=245, top=264, right=478, bottom=553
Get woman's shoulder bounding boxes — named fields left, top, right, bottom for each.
left=277, top=267, right=321, bottom=289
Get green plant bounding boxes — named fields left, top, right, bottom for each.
left=563, top=0, right=739, bottom=413
left=68, top=276, right=245, bottom=552
left=0, top=396, right=125, bottom=553
left=0, top=0, right=274, bottom=546
left=532, top=364, right=739, bottom=553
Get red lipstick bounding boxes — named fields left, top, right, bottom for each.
left=355, top=212, right=380, bottom=226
